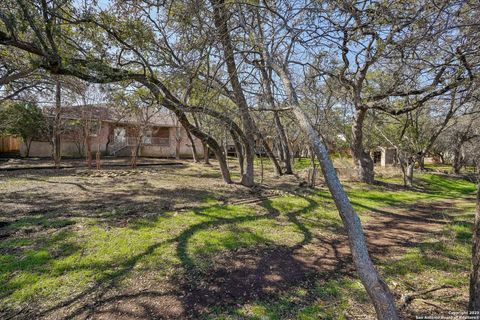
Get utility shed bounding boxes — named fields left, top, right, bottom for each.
left=371, top=147, right=397, bottom=167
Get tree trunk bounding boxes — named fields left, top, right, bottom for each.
left=172, top=108, right=231, bottom=183
left=406, top=162, right=414, bottom=187
left=452, top=145, right=463, bottom=174
left=192, top=113, right=208, bottom=164
left=175, top=127, right=181, bottom=160
left=469, top=169, right=480, bottom=311
left=86, top=136, right=92, bottom=169
left=276, top=140, right=285, bottom=164
left=260, top=137, right=282, bottom=177
left=52, top=78, right=62, bottom=169
left=96, top=122, right=102, bottom=170
left=275, top=64, right=399, bottom=320
left=181, top=105, right=254, bottom=180
left=259, top=152, right=264, bottom=184
left=131, top=140, right=139, bottom=169
left=400, top=162, right=407, bottom=187
left=274, top=111, right=293, bottom=174
left=418, top=156, right=425, bottom=171
left=211, top=0, right=256, bottom=187
left=439, top=152, right=445, bottom=164
left=25, top=137, right=32, bottom=158
left=130, top=75, right=231, bottom=183
left=309, top=145, right=317, bottom=188
left=203, top=143, right=210, bottom=164
left=185, top=128, right=198, bottom=162
left=231, top=131, right=245, bottom=177
left=257, top=55, right=293, bottom=175
left=352, top=108, right=374, bottom=184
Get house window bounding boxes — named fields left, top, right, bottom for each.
left=143, top=129, right=152, bottom=145
left=114, top=128, right=126, bottom=144
left=153, top=127, right=170, bottom=146
left=90, top=121, right=100, bottom=137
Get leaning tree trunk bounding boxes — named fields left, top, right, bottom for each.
left=260, top=137, right=282, bottom=176
left=258, top=58, right=293, bottom=175
left=185, top=128, right=199, bottom=162
left=275, top=65, right=399, bottom=320
left=136, top=81, right=232, bottom=184
left=469, top=168, right=480, bottom=311
left=171, top=108, right=231, bottom=183
left=211, top=0, right=257, bottom=187
left=138, top=70, right=233, bottom=184
left=352, top=108, right=375, bottom=184
left=231, top=130, right=245, bottom=177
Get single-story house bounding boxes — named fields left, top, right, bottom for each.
left=20, top=104, right=204, bottom=159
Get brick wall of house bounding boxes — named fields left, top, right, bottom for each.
left=21, top=121, right=203, bottom=159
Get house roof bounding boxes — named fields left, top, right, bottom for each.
left=44, top=104, right=179, bottom=127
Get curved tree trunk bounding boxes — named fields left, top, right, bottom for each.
left=172, top=108, right=232, bottom=184
left=275, top=64, right=399, bottom=320
left=470, top=173, right=480, bottom=311
left=136, top=79, right=231, bottom=184
left=352, top=109, right=374, bottom=184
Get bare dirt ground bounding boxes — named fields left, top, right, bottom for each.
left=0, top=159, right=474, bottom=319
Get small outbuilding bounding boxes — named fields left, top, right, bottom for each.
left=371, top=146, right=397, bottom=167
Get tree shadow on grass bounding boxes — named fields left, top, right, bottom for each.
left=21, top=192, right=348, bottom=319
left=171, top=193, right=354, bottom=318
left=2, top=187, right=405, bottom=319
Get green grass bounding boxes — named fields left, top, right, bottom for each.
left=382, top=210, right=473, bottom=290
left=424, top=163, right=476, bottom=174
left=0, top=171, right=476, bottom=318
left=353, top=173, right=477, bottom=207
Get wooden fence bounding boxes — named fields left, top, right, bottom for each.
left=0, top=136, right=21, bottom=153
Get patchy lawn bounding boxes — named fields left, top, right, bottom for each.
left=0, top=159, right=476, bottom=319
